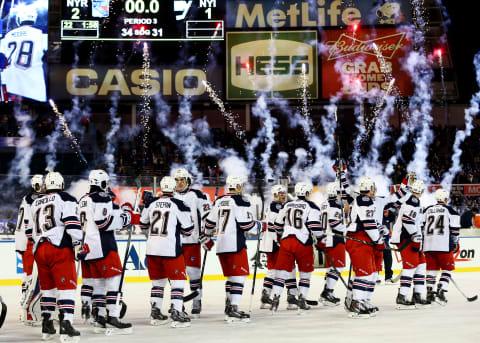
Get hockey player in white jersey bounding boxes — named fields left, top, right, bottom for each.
left=422, top=188, right=460, bottom=306
left=271, top=182, right=323, bottom=312
left=78, top=170, right=135, bottom=334
left=317, top=182, right=347, bottom=306
left=172, top=168, right=212, bottom=317
left=204, top=175, right=261, bottom=323
left=139, top=176, right=194, bottom=328
left=391, top=180, right=430, bottom=309
left=259, top=185, right=298, bottom=310
left=16, top=174, right=43, bottom=324
left=24, top=172, right=82, bottom=341
left=0, top=6, right=47, bottom=102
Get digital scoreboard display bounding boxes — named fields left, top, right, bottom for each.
left=61, top=0, right=224, bottom=41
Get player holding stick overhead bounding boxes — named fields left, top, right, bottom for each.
left=271, top=181, right=323, bottom=313
left=24, top=172, right=82, bottom=342
left=172, top=168, right=212, bottom=317
left=78, top=170, right=136, bottom=334
left=139, top=176, right=194, bottom=328
left=203, top=175, right=261, bottom=323
left=422, top=188, right=461, bottom=306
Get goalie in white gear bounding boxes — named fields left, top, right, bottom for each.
left=16, top=174, right=43, bottom=324
left=172, top=168, right=212, bottom=318
left=422, top=188, right=460, bottom=306
left=78, top=169, right=135, bottom=334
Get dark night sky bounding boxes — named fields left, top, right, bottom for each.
left=444, top=1, right=480, bottom=103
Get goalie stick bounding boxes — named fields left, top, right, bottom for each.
left=450, top=278, right=478, bottom=302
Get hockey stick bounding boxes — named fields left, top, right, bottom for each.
left=0, top=296, right=6, bottom=328
left=321, top=249, right=349, bottom=289
left=328, top=232, right=410, bottom=252
left=248, top=183, right=264, bottom=314
left=450, top=278, right=478, bottom=302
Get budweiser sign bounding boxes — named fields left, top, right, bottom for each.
left=320, top=27, right=413, bottom=98
left=325, top=32, right=407, bottom=61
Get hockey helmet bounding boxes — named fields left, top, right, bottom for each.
left=411, top=180, right=425, bottom=195
left=16, top=6, right=37, bottom=26
left=45, top=172, right=64, bottom=191
left=160, top=176, right=176, bottom=193
left=358, top=176, right=375, bottom=193
left=295, top=182, right=313, bottom=197
left=89, top=169, right=109, bottom=191
left=31, top=174, right=43, bottom=192
left=271, top=184, right=287, bottom=196
left=226, top=175, right=246, bottom=190
left=326, top=182, right=339, bottom=198
left=435, top=188, right=449, bottom=203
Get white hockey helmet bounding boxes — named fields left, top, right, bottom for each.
left=44, top=172, right=64, bottom=191
left=358, top=176, right=375, bottom=193
left=89, top=169, right=109, bottom=191
left=411, top=180, right=425, bottom=194
left=173, top=168, right=192, bottom=183
left=326, top=182, right=339, bottom=198
left=16, top=6, right=37, bottom=26
left=226, top=175, right=246, bottom=190
left=31, top=174, right=43, bottom=192
left=295, top=182, right=313, bottom=197
left=160, top=176, right=176, bottom=193
left=435, top=188, right=449, bottom=203
left=271, top=184, right=287, bottom=196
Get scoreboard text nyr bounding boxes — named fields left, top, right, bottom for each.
left=61, top=0, right=225, bottom=41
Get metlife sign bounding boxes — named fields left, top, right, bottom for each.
left=226, top=31, right=318, bottom=100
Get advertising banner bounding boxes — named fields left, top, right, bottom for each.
left=226, top=30, right=318, bottom=100
left=321, top=26, right=414, bottom=98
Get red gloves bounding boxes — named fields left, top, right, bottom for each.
left=199, top=233, right=215, bottom=251
left=121, top=202, right=140, bottom=225
left=76, top=243, right=90, bottom=260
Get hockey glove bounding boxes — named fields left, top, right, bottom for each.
left=315, top=235, right=327, bottom=251
left=76, top=243, right=90, bottom=261
left=332, top=158, right=347, bottom=173
left=199, top=233, right=214, bottom=251
left=410, top=233, right=422, bottom=252
left=121, top=202, right=140, bottom=225
left=378, top=225, right=389, bottom=237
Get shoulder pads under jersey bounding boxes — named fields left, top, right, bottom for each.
left=269, top=201, right=283, bottom=213
left=328, top=199, right=342, bottom=209
left=90, top=192, right=111, bottom=203
left=189, top=188, right=208, bottom=200
left=25, top=193, right=39, bottom=205
left=231, top=194, right=251, bottom=207
left=357, top=195, right=374, bottom=206
left=444, top=204, right=459, bottom=216
left=405, top=195, right=420, bottom=207
left=170, top=197, right=191, bottom=212
left=144, top=196, right=159, bottom=209
left=58, top=191, right=78, bottom=203
left=306, top=200, right=320, bottom=211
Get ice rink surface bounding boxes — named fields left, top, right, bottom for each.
left=1, top=272, right=479, bottom=343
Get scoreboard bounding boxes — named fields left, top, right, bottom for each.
left=61, top=0, right=225, bottom=41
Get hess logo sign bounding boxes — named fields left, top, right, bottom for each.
left=227, top=31, right=318, bottom=99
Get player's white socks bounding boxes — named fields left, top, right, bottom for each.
left=286, top=270, right=298, bottom=296
left=352, top=275, right=373, bottom=302
left=93, top=278, right=107, bottom=317
left=263, top=269, right=276, bottom=295
left=81, top=278, right=94, bottom=305
left=170, top=280, right=185, bottom=312
left=399, top=268, right=415, bottom=297
left=151, top=279, right=167, bottom=309
left=106, top=275, right=122, bottom=318
left=187, top=266, right=202, bottom=300
left=413, top=263, right=426, bottom=295
left=439, top=271, right=452, bottom=291
left=272, top=270, right=289, bottom=297
left=298, top=272, right=312, bottom=299
left=325, top=267, right=345, bottom=290
left=40, top=288, right=57, bottom=317
left=58, top=289, right=76, bottom=322
left=225, top=281, right=232, bottom=302
left=228, top=276, right=246, bottom=306
left=426, top=270, right=439, bottom=290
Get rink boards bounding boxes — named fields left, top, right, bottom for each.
left=1, top=235, right=479, bottom=285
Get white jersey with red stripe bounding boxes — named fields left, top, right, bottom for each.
left=320, top=198, right=346, bottom=248
left=24, top=191, right=82, bottom=250
left=391, top=194, right=422, bottom=244
left=15, top=192, right=40, bottom=253
left=260, top=201, right=284, bottom=253
left=139, top=195, right=194, bottom=258
left=273, top=198, right=323, bottom=245
left=175, top=187, right=211, bottom=245
left=204, top=193, right=256, bottom=254
left=79, top=191, right=128, bottom=261
left=422, top=203, right=460, bottom=253
left=347, top=194, right=380, bottom=243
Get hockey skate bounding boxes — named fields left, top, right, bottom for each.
left=320, top=288, right=340, bottom=307
left=286, top=294, right=298, bottom=310
left=105, top=316, right=133, bottom=335
left=93, top=316, right=107, bottom=334
left=396, top=293, right=416, bottom=310
left=81, top=301, right=90, bottom=322
left=344, top=294, right=352, bottom=313
left=150, top=305, right=168, bottom=326
left=347, top=300, right=370, bottom=319
left=363, top=300, right=379, bottom=317
left=271, top=295, right=280, bottom=314
left=171, top=309, right=191, bottom=328
left=191, top=300, right=201, bottom=319
left=226, top=305, right=250, bottom=323
left=224, top=298, right=231, bottom=321
left=426, top=287, right=436, bottom=304
left=41, top=313, right=56, bottom=341
left=413, top=292, right=431, bottom=308
left=296, top=295, right=311, bottom=314
left=435, top=288, right=448, bottom=306
left=59, top=313, right=80, bottom=343
left=260, top=290, right=272, bottom=309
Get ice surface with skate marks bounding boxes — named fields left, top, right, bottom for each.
left=1, top=272, right=479, bottom=343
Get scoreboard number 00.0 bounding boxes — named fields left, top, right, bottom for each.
left=125, top=0, right=160, bottom=14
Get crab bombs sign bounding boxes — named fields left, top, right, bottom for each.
left=226, top=31, right=318, bottom=100
left=321, top=27, right=413, bottom=98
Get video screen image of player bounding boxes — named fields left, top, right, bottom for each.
left=0, top=0, right=48, bottom=102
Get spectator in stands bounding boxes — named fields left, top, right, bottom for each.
left=460, top=207, right=479, bottom=229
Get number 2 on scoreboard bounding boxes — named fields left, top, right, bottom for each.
left=71, top=8, right=80, bottom=20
